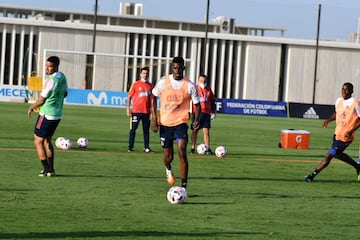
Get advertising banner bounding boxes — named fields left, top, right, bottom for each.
left=215, top=98, right=287, bottom=117
left=0, top=85, right=29, bottom=102
left=288, top=102, right=334, bottom=120
left=66, top=89, right=128, bottom=107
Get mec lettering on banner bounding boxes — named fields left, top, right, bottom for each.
left=215, top=99, right=287, bottom=118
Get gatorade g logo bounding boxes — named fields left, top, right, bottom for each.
left=296, top=135, right=302, bottom=143
left=87, top=92, right=108, bottom=105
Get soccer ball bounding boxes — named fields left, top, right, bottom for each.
left=215, top=146, right=227, bottom=157
left=77, top=137, right=89, bottom=148
left=55, top=137, right=66, bottom=149
left=60, top=138, right=73, bottom=150
left=197, top=143, right=208, bottom=155
left=167, top=186, right=187, bottom=204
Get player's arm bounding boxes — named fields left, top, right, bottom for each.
left=189, top=81, right=201, bottom=129
left=27, top=96, right=46, bottom=118
left=126, top=95, right=132, bottom=117
left=126, top=84, right=134, bottom=117
left=345, top=101, right=360, bottom=137
left=192, top=102, right=201, bottom=130
left=345, top=117, right=360, bottom=138
left=210, top=100, right=216, bottom=120
left=27, top=77, right=54, bottom=118
left=150, top=93, right=158, bottom=132
left=322, top=112, right=336, bottom=128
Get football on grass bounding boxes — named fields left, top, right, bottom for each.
left=215, top=146, right=227, bottom=157
left=197, top=143, right=208, bottom=155
left=55, top=137, right=66, bottom=149
left=167, top=186, right=187, bottom=204
left=77, top=137, right=89, bottom=148
left=55, top=137, right=72, bottom=150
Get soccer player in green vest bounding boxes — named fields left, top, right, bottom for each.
left=27, top=56, right=68, bottom=177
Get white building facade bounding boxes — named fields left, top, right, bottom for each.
left=1, top=4, right=360, bottom=105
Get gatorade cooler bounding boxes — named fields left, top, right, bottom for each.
left=280, top=130, right=310, bottom=149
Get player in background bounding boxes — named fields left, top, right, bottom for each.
left=126, top=67, right=154, bottom=153
left=304, top=82, right=360, bottom=182
left=190, top=74, right=216, bottom=154
left=151, top=56, right=200, bottom=190
left=27, top=56, right=68, bottom=177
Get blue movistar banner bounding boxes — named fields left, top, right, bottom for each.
left=215, top=98, right=287, bottom=117
left=66, top=89, right=128, bottom=107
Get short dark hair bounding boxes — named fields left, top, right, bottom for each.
left=172, top=56, right=185, bottom=66
left=47, top=56, right=60, bottom=67
left=199, top=74, right=207, bottom=79
left=140, top=67, right=149, bottom=72
left=344, top=82, right=354, bottom=93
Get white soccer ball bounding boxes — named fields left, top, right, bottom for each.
left=215, top=146, right=227, bottom=158
left=197, top=143, right=208, bottom=155
left=167, top=186, right=187, bottom=204
left=55, top=137, right=66, bottom=149
left=60, top=138, right=73, bottom=150
left=77, top=137, right=89, bottom=148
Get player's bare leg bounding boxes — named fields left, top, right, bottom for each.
left=44, top=136, right=55, bottom=173
left=163, top=147, right=175, bottom=185
left=190, top=129, right=199, bottom=154
left=177, top=139, right=188, bottom=189
left=34, top=134, right=51, bottom=176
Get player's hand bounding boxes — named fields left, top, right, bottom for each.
left=151, top=121, right=158, bottom=132
left=344, top=131, right=352, bottom=138
left=126, top=108, right=131, bottom=117
left=27, top=108, right=33, bottom=118
left=192, top=121, right=200, bottom=130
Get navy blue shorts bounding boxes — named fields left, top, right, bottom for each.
left=191, top=112, right=211, bottom=130
left=34, top=115, right=61, bottom=138
left=329, top=135, right=352, bottom=155
left=159, top=123, right=188, bottom=148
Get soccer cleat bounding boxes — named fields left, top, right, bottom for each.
left=205, top=148, right=213, bottom=155
left=190, top=148, right=195, bottom=154
left=39, top=171, right=55, bottom=177
left=165, top=167, right=175, bottom=185
left=128, top=148, right=134, bottom=152
left=144, top=148, right=154, bottom=153
left=182, top=187, right=189, bottom=198
left=304, top=175, right=313, bottom=182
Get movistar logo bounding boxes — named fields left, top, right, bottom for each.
left=87, top=92, right=108, bottom=105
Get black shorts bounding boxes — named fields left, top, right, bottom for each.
left=34, top=115, right=61, bottom=138
left=191, top=112, right=211, bottom=130
left=159, top=123, right=188, bottom=148
left=329, top=135, right=352, bottom=155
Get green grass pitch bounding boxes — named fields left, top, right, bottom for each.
left=1, top=102, right=360, bottom=240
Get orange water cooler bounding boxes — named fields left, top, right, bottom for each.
left=279, top=130, right=310, bottom=149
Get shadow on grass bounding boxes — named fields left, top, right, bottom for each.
left=0, top=230, right=265, bottom=239
left=48, top=174, right=360, bottom=185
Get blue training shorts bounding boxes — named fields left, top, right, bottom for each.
left=34, top=115, right=61, bottom=138
left=159, top=123, right=188, bottom=148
